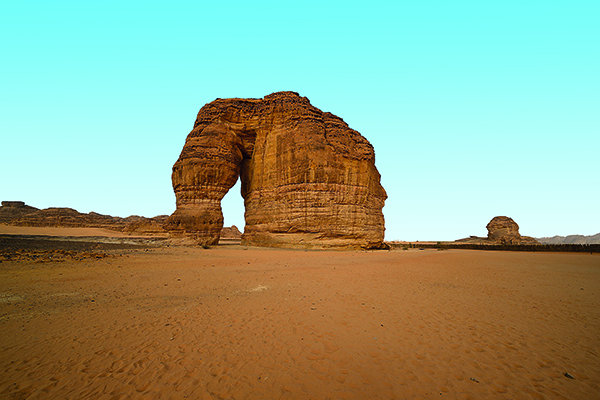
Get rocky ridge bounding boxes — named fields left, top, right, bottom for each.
left=1, top=201, right=246, bottom=242
left=0, top=201, right=167, bottom=235
left=536, top=233, right=600, bottom=245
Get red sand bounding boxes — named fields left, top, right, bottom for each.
left=0, top=225, right=167, bottom=238
left=1, top=242, right=598, bottom=399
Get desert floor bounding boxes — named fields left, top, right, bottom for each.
left=1, top=232, right=598, bottom=399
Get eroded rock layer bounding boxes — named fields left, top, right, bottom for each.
left=0, top=202, right=168, bottom=235
left=165, top=92, right=387, bottom=249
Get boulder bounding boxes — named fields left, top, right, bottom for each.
left=165, top=91, right=387, bottom=249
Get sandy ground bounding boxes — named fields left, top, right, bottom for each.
left=0, top=224, right=167, bottom=237
left=1, top=236, right=598, bottom=399
left=0, top=225, right=168, bottom=238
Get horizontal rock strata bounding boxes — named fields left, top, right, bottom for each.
left=0, top=202, right=168, bottom=235
left=165, top=91, right=387, bottom=249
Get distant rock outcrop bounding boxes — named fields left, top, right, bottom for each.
left=486, top=216, right=539, bottom=245
left=1, top=201, right=244, bottom=243
left=218, top=225, right=243, bottom=244
left=487, top=216, right=519, bottom=244
left=2, top=201, right=28, bottom=208
left=220, top=225, right=242, bottom=240
left=164, top=91, right=387, bottom=249
left=0, top=201, right=39, bottom=224
left=0, top=202, right=168, bottom=235
left=537, top=233, right=600, bottom=245
left=456, top=216, right=539, bottom=245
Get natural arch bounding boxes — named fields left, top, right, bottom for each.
left=164, top=92, right=388, bottom=249
left=220, top=180, right=245, bottom=232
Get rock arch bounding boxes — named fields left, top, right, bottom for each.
left=164, top=92, right=387, bottom=249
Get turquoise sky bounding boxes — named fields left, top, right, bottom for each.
left=2, top=1, right=599, bottom=241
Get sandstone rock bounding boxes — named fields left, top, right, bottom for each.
left=121, top=215, right=169, bottom=234
left=165, top=91, right=387, bottom=249
left=486, top=216, right=520, bottom=243
left=1, top=201, right=168, bottom=235
left=11, top=207, right=118, bottom=229
left=220, top=225, right=242, bottom=240
left=486, top=216, right=539, bottom=245
left=2, top=201, right=26, bottom=208
left=536, top=233, right=600, bottom=245
left=0, top=201, right=39, bottom=224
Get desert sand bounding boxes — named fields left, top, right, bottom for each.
left=1, top=231, right=598, bottom=399
left=0, top=225, right=167, bottom=238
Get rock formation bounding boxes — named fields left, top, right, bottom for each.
left=455, top=216, right=540, bottom=245
left=486, top=216, right=521, bottom=243
left=486, top=216, right=539, bottom=245
left=536, top=233, right=600, bottom=245
left=2, top=201, right=27, bottom=208
left=164, top=91, right=387, bottom=249
left=219, top=225, right=242, bottom=244
left=0, top=201, right=168, bottom=235
left=0, top=201, right=38, bottom=223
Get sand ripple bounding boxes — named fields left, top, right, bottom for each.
left=1, top=247, right=598, bottom=399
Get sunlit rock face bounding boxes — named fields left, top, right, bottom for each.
left=164, top=91, right=387, bottom=249
left=486, top=216, right=539, bottom=245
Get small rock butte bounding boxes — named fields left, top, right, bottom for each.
left=486, top=216, right=539, bottom=245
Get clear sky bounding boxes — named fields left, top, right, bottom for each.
left=2, top=1, right=599, bottom=241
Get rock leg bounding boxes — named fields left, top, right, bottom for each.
left=164, top=123, right=243, bottom=245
